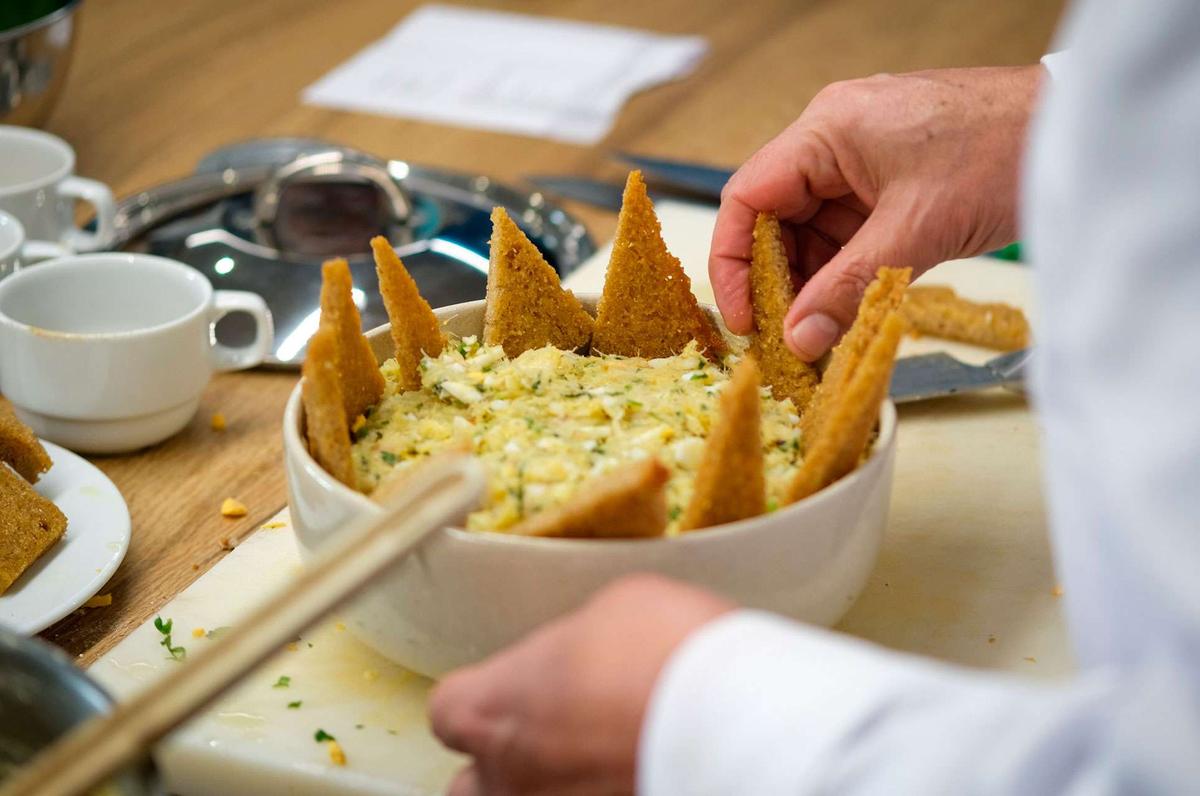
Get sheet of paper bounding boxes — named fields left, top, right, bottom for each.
left=303, top=4, right=707, bottom=144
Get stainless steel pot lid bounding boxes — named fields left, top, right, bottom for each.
left=115, top=138, right=596, bottom=368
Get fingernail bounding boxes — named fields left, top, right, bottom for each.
left=788, top=313, right=840, bottom=361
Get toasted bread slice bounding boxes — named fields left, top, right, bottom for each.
left=0, top=464, right=67, bottom=595
left=790, top=311, right=904, bottom=501
left=0, top=397, right=51, bottom=483
left=509, top=457, right=669, bottom=539
left=748, top=213, right=820, bottom=412
left=483, top=208, right=594, bottom=356
left=591, top=171, right=727, bottom=361
left=801, top=267, right=909, bottom=447
left=900, top=285, right=1030, bottom=351
left=319, top=259, right=385, bottom=421
left=680, top=357, right=766, bottom=532
left=301, top=326, right=357, bottom=488
left=371, top=236, right=447, bottom=390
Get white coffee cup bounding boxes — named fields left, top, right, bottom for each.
left=0, top=253, right=274, bottom=453
left=0, top=125, right=117, bottom=257
left=0, top=210, right=71, bottom=280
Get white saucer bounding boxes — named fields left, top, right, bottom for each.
left=0, top=441, right=131, bottom=634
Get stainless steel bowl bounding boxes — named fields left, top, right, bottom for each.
left=0, top=628, right=158, bottom=794
left=0, top=0, right=81, bottom=127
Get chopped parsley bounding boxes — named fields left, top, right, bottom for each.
left=315, top=729, right=336, bottom=743
left=379, top=450, right=398, bottom=465
left=668, top=506, right=682, bottom=521
left=288, top=701, right=302, bottom=709
left=153, top=616, right=186, bottom=661
left=273, top=675, right=291, bottom=688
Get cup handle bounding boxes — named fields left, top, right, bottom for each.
left=58, top=175, right=117, bottom=252
left=209, top=290, right=275, bottom=372
left=20, top=239, right=72, bottom=263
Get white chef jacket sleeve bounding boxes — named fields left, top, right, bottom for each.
left=639, top=0, right=1200, bottom=791
left=1040, top=51, right=1068, bottom=81
left=639, top=611, right=1200, bottom=794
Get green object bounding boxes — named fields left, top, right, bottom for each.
left=0, top=1, right=70, bottom=34
left=987, top=242, right=1023, bottom=262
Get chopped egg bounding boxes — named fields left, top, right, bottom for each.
left=352, top=341, right=803, bottom=534
left=220, top=498, right=248, bottom=518
left=328, top=740, right=346, bottom=766
left=210, top=412, right=227, bottom=431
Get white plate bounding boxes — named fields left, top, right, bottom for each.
left=0, top=441, right=131, bottom=634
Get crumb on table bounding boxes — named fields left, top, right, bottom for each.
left=221, top=498, right=248, bottom=517
left=210, top=412, right=227, bottom=431
left=83, top=593, right=112, bottom=609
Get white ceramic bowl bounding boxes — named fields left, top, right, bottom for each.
left=283, top=297, right=896, bottom=678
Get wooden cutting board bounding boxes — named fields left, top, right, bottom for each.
left=90, top=203, right=1069, bottom=795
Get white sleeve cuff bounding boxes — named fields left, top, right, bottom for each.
left=637, top=610, right=950, bottom=795
left=1040, top=50, right=1069, bottom=82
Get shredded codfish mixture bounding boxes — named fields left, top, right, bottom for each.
left=352, top=337, right=803, bottom=534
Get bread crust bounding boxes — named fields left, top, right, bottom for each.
left=900, top=285, right=1030, bottom=350
left=789, top=268, right=909, bottom=501
left=680, top=357, right=766, bottom=531
left=301, top=326, right=357, bottom=488
left=372, top=236, right=447, bottom=391
left=592, top=171, right=727, bottom=361
left=509, top=457, right=669, bottom=539
left=0, top=397, right=51, bottom=483
left=0, top=464, right=67, bottom=595
left=483, top=208, right=594, bottom=356
left=319, top=259, right=385, bottom=421
left=748, top=213, right=820, bottom=412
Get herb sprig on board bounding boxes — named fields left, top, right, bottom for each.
left=153, top=616, right=186, bottom=661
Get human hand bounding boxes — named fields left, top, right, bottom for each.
left=710, top=65, right=1043, bottom=360
left=428, top=575, right=734, bottom=795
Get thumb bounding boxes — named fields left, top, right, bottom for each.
left=783, top=200, right=915, bottom=360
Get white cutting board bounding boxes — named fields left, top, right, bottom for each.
left=91, top=202, right=1069, bottom=795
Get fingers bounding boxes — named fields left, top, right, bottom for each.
left=783, top=200, right=909, bottom=360
left=429, top=665, right=500, bottom=755
left=447, top=766, right=483, bottom=796
left=805, top=200, right=866, bottom=247
left=708, top=191, right=757, bottom=335
left=709, top=130, right=849, bottom=335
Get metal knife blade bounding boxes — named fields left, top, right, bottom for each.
left=889, top=349, right=1031, bottom=403
left=614, top=152, right=735, bottom=199
left=527, top=176, right=627, bottom=212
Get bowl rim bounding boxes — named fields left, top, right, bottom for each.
left=283, top=297, right=898, bottom=550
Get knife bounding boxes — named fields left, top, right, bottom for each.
left=526, top=176, right=628, bottom=212
left=614, top=152, right=734, bottom=198
left=889, top=348, right=1031, bottom=403
left=527, top=175, right=720, bottom=212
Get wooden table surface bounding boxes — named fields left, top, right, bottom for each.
left=38, top=0, right=1064, bottom=665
